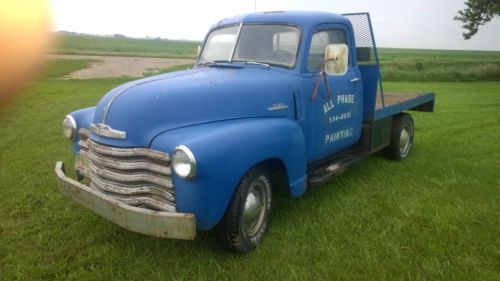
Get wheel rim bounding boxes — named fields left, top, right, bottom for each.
left=399, top=125, right=411, bottom=157
left=242, top=180, right=267, bottom=237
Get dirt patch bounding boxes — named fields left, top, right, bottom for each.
left=46, top=54, right=195, bottom=79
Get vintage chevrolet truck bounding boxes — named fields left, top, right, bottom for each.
left=56, top=11, right=435, bottom=253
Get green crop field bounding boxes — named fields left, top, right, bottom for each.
left=1, top=43, right=499, bottom=280
left=52, top=34, right=500, bottom=82
left=52, top=34, right=200, bottom=58
left=379, top=48, right=500, bottom=82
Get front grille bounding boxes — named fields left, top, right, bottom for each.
left=76, top=129, right=175, bottom=212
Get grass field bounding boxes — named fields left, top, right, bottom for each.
left=41, top=59, right=97, bottom=79
left=1, top=44, right=499, bottom=280
left=52, top=34, right=500, bottom=82
left=379, top=49, right=500, bottom=82
left=52, top=34, right=200, bottom=58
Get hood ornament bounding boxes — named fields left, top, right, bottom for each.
left=90, top=123, right=126, bottom=139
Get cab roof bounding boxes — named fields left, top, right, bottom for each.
left=211, top=11, right=351, bottom=30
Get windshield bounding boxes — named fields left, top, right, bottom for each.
left=198, top=24, right=301, bottom=68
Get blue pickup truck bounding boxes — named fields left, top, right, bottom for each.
left=56, top=11, right=435, bottom=253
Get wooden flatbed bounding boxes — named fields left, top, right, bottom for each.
left=373, top=91, right=435, bottom=120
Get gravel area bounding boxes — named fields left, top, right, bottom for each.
left=47, top=54, right=195, bottom=78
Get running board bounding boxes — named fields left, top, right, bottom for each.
left=307, top=147, right=370, bottom=185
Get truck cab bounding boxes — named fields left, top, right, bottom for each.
left=56, top=11, right=435, bottom=253
left=198, top=12, right=364, bottom=162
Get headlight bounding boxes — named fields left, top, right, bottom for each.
left=62, top=115, right=77, bottom=140
left=172, top=145, right=197, bottom=179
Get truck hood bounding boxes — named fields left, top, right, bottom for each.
left=91, top=66, right=295, bottom=147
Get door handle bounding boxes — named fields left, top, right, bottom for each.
left=350, top=77, right=361, bottom=82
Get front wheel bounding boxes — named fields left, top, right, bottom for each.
left=217, top=167, right=272, bottom=253
left=383, top=113, right=414, bottom=161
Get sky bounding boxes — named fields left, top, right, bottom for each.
left=50, top=0, right=500, bottom=51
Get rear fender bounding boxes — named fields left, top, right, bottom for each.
left=150, top=118, right=307, bottom=230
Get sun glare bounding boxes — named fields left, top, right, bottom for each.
left=0, top=0, right=53, bottom=105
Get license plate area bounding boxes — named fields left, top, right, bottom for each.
left=75, top=152, right=91, bottom=177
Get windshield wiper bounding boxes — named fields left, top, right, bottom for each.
left=235, top=61, right=270, bottom=68
left=197, top=60, right=244, bottom=69
left=198, top=61, right=219, bottom=67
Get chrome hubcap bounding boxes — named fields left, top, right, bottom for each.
left=399, top=125, right=411, bottom=157
left=242, top=181, right=267, bottom=236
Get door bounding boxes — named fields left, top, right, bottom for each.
left=304, top=26, right=363, bottom=163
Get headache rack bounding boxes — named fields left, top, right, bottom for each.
left=343, top=12, right=385, bottom=121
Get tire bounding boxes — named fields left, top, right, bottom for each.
left=383, top=113, right=414, bottom=161
left=217, top=167, right=273, bottom=253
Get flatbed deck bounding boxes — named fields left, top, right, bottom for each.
left=373, top=92, right=435, bottom=120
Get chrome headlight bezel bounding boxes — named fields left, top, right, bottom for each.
left=172, top=145, right=197, bottom=180
left=62, top=115, right=77, bottom=140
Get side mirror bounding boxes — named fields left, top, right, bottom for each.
left=196, top=45, right=201, bottom=58
left=324, top=44, right=348, bottom=75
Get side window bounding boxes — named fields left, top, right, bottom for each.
left=307, top=29, right=347, bottom=72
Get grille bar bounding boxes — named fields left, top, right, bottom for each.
left=80, top=149, right=172, bottom=175
left=76, top=128, right=175, bottom=212
left=89, top=173, right=175, bottom=202
left=82, top=135, right=170, bottom=161
left=90, top=182, right=176, bottom=212
left=89, top=161, right=173, bottom=187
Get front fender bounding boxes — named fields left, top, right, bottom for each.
left=150, top=118, right=307, bottom=230
left=69, top=106, right=95, bottom=153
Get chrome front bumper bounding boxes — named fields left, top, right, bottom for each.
left=55, top=161, right=196, bottom=240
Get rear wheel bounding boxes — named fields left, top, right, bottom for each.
left=217, top=167, right=272, bottom=253
left=383, top=113, right=414, bottom=161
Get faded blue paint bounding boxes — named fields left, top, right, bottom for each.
left=151, top=118, right=307, bottom=230
left=70, top=106, right=95, bottom=153
left=91, top=66, right=296, bottom=148
left=360, top=65, right=379, bottom=121
left=64, top=11, right=435, bottom=231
